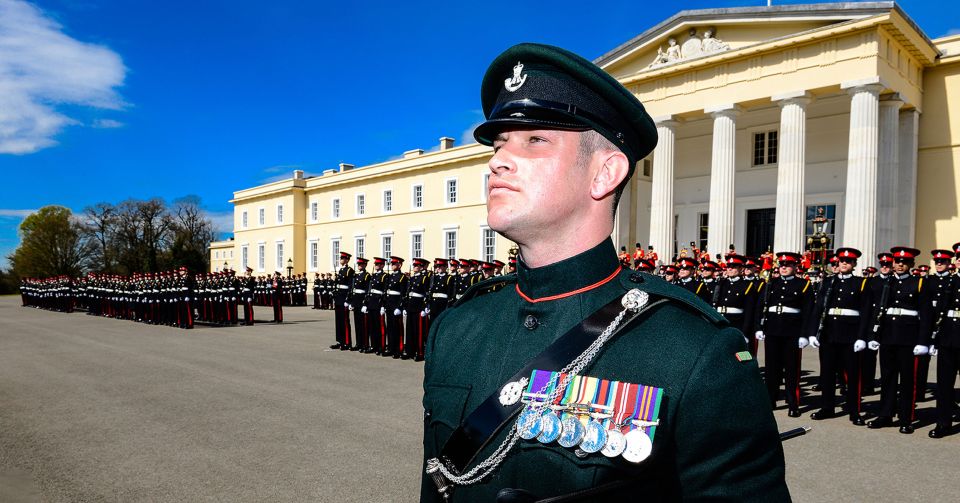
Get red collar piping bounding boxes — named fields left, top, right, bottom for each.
left=515, top=266, right=622, bottom=303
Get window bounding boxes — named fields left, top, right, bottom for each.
left=258, top=208, right=265, bottom=226
left=697, top=213, right=709, bottom=254
left=413, top=184, right=423, bottom=209
left=241, top=245, right=249, bottom=270
left=411, top=233, right=423, bottom=259
left=356, top=237, right=365, bottom=258
left=445, top=230, right=457, bottom=259
left=215, top=251, right=220, bottom=259
left=482, top=173, right=491, bottom=202
left=383, top=190, right=393, bottom=212
left=276, top=242, right=284, bottom=270
left=332, top=198, right=340, bottom=219
left=752, top=131, right=778, bottom=166
left=356, top=194, right=365, bottom=216
left=257, top=243, right=265, bottom=271
left=310, top=241, right=318, bottom=270
left=446, top=179, right=458, bottom=204
left=310, top=202, right=318, bottom=221
left=277, top=204, right=284, bottom=224
left=482, top=228, right=496, bottom=263
left=242, top=211, right=248, bottom=228
left=331, top=240, right=340, bottom=270
left=805, top=204, right=837, bottom=250
left=642, top=158, right=653, bottom=178
left=382, top=235, right=392, bottom=257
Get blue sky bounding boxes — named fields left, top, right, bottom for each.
left=0, top=0, right=956, bottom=268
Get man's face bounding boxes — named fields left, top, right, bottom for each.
left=838, top=259, right=855, bottom=274
left=339, top=258, right=348, bottom=266
left=391, top=263, right=400, bottom=272
left=880, top=263, right=892, bottom=274
left=701, top=269, right=714, bottom=279
left=725, top=266, right=741, bottom=278
left=487, top=129, right=594, bottom=241
left=936, top=261, right=949, bottom=273
left=894, top=260, right=911, bottom=274
left=458, top=265, right=467, bottom=275
left=435, top=265, right=446, bottom=274
left=678, top=267, right=692, bottom=279
left=779, top=264, right=796, bottom=277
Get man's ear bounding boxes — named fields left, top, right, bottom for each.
left=589, top=150, right=630, bottom=201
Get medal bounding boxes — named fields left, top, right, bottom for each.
left=622, top=428, right=652, bottom=463
left=537, top=409, right=563, bottom=444
left=557, top=415, right=585, bottom=448
left=579, top=419, right=608, bottom=453
left=517, top=408, right=543, bottom=440
left=601, top=428, right=627, bottom=457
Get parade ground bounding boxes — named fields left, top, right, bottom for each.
left=1, top=295, right=957, bottom=502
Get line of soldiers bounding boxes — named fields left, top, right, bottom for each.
left=325, top=252, right=515, bottom=361
left=20, top=267, right=289, bottom=327
left=251, top=274, right=308, bottom=307
left=651, top=244, right=960, bottom=438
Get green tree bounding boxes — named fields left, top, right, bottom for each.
left=9, top=206, right=94, bottom=278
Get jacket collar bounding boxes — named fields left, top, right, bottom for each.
left=516, top=238, right=621, bottom=302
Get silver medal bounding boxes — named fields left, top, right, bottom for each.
left=622, top=428, right=653, bottom=463
left=578, top=420, right=608, bottom=453
left=557, top=416, right=585, bottom=448
left=517, top=408, right=542, bottom=440
left=537, top=411, right=562, bottom=444
left=499, top=377, right=528, bottom=406
left=601, top=429, right=627, bottom=458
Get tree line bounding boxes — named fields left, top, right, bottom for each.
left=3, top=196, right=219, bottom=292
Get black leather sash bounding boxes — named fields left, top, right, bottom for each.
left=436, top=292, right=668, bottom=474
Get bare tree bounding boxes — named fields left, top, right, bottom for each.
left=170, top=195, right=216, bottom=272
left=82, top=202, right=117, bottom=273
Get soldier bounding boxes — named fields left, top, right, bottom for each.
left=807, top=248, right=871, bottom=425
left=921, top=249, right=954, bottom=401
left=506, top=256, right=517, bottom=274
left=383, top=256, right=408, bottom=358
left=363, top=257, right=389, bottom=354
left=350, top=257, right=372, bottom=352
left=404, top=257, right=431, bottom=361
left=240, top=267, right=255, bottom=325
left=662, top=264, right=678, bottom=283
left=422, top=43, right=786, bottom=501
left=312, top=272, right=322, bottom=309
left=862, top=266, right=877, bottom=278
left=452, top=259, right=473, bottom=302
left=699, top=260, right=719, bottom=298
left=867, top=247, right=933, bottom=434
left=712, top=255, right=759, bottom=356
left=864, top=253, right=895, bottom=395
left=755, top=252, right=814, bottom=417
left=428, top=258, right=455, bottom=323
left=269, top=271, right=284, bottom=323
left=330, top=251, right=355, bottom=350
left=676, top=257, right=710, bottom=303
left=929, top=242, right=960, bottom=438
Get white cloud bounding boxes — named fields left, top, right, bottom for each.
left=0, top=208, right=37, bottom=218
left=0, top=0, right=127, bottom=154
left=92, top=118, right=123, bottom=129
left=459, top=109, right=485, bottom=147
left=944, top=28, right=960, bottom=37
left=204, top=210, right=234, bottom=234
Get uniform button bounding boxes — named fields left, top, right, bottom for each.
left=524, top=315, right=539, bottom=330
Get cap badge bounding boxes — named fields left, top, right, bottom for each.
left=504, top=61, right=528, bottom=92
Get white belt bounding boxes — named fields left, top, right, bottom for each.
left=827, top=308, right=860, bottom=316
left=409, top=292, right=424, bottom=298
left=369, top=289, right=384, bottom=295
left=456, top=294, right=464, bottom=300
left=885, top=308, right=918, bottom=317
left=387, top=290, right=402, bottom=296
left=716, top=307, right=743, bottom=314
left=353, top=289, right=366, bottom=294
left=768, top=306, right=801, bottom=314
left=947, top=310, right=960, bottom=319
left=432, top=293, right=449, bottom=299
left=337, top=285, right=350, bottom=289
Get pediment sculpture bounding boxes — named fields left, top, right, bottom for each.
left=647, top=27, right=730, bottom=69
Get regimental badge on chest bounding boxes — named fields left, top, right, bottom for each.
left=513, top=369, right=662, bottom=463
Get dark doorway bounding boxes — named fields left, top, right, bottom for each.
left=746, top=208, right=776, bottom=257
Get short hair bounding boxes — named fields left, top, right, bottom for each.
left=576, top=130, right=628, bottom=217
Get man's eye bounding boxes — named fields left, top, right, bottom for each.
left=529, top=136, right=546, bottom=143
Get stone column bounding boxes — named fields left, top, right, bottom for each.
left=648, top=117, right=679, bottom=261
left=772, top=91, right=812, bottom=253
left=706, top=105, right=741, bottom=259
left=876, top=94, right=903, bottom=254
left=897, top=108, right=919, bottom=246
left=840, top=81, right=884, bottom=262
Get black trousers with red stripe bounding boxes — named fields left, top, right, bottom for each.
left=404, top=309, right=429, bottom=358
left=334, top=302, right=351, bottom=346
left=353, top=309, right=369, bottom=349
left=878, top=344, right=918, bottom=424
left=367, top=311, right=384, bottom=353
left=386, top=312, right=403, bottom=355
left=935, top=346, right=960, bottom=427
left=764, top=337, right=802, bottom=410
left=818, top=341, right=862, bottom=414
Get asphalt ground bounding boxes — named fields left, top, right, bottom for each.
left=1, top=295, right=958, bottom=502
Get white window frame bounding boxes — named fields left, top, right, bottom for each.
left=276, top=203, right=284, bottom=224
left=258, top=207, right=265, bottom=226
left=331, top=238, right=341, bottom=271
left=410, top=230, right=424, bottom=259
left=241, top=211, right=248, bottom=229
left=310, top=201, right=318, bottom=222
left=309, top=240, right=318, bottom=271
left=380, top=231, right=394, bottom=258
left=257, top=242, right=266, bottom=272
left=750, top=128, right=779, bottom=167
left=481, top=226, right=497, bottom=263
left=412, top=183, right=424, bottom=210
left=481, top=172, right=491, bottom=202
left=276, top=241, right=285, bottom=270
left=356, top=193, right=365, bottom=216
left=355, top=236, right=366, bottom=259
left=215, top=251, right=220, bottom=259
left=445, top=177, right=458, bottom=206
left=382, top=188, right=393, bottom=213
left=332, top=198, right=341, bottom=219
left=241, top=244, right=249, bottom=270
left=444, top=230, right=458, bottom=259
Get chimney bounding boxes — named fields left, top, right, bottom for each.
left=322, top=168, right=338, bottom=176
left=403, top=149, right=424, bottom=159
left=439, top=137, right=455, bottom=150
left=339, top=163, right=354, bottom=172
left=293, top=169, right=304, bottom=180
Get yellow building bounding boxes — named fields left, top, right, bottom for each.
left=213, top=2, right=960, bottom=274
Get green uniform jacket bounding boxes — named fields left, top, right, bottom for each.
left=421, top=238, right=789, bottom=502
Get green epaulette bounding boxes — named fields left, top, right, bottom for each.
left=617, top=271, right=729, bottom=326
left=453, top=273, right=517, bottom=307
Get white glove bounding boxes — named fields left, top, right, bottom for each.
left=853, top=340, right=866, bottom=352
left=393, top=308, right=401, bottom=316
left=402, top=309, right=408, bottom=316
left=868, top=340, right=880, bottom=351
left=360, top=306, right=368, bottom=313
left=798, top=337, right=809, bottom=349
left=420, top=310, right=427, bottom=318
left=755, top=330, right=765, bottom=341
left=424, top=306, right=431, bottom=314
left=380, top=307, right=386, bottom=315
left=913, top=345, right=929, bottom=356
left=930, top=345, right=938, bottom=356
left=347, top=304, right=354, bottom=311
left=809, top=336, right=820, bottom=348
left=343, top=302, right=349, bottom=308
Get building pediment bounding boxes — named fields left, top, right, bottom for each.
left=597, top=2, right=932, bottom=80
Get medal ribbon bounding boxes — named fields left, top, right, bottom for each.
left=629, top=384, right=664, bottom=442
left=612, top=382, right=639, bottom=433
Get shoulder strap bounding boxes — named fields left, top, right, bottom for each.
left=436, top=292, right=668, bottom=473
